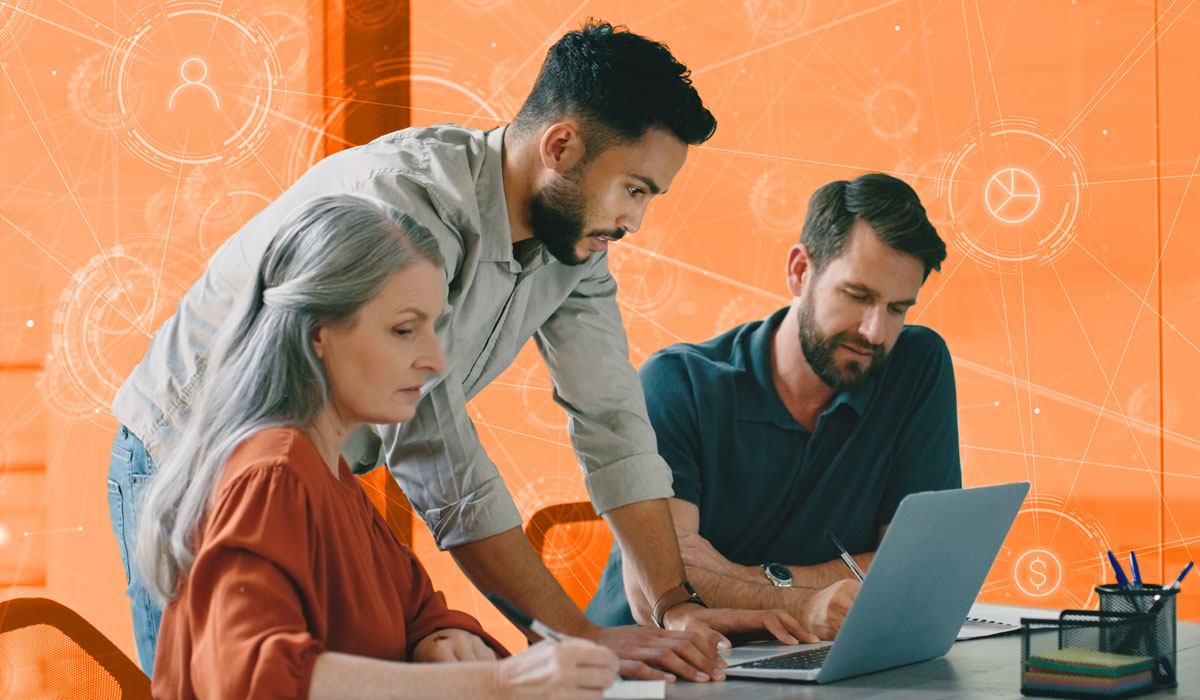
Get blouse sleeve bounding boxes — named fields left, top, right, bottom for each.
left=184, top=465, right=325, bottom=699
left=393, top=538, right=511, bottom=659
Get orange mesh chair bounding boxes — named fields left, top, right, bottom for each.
left=524, top=502, right=613, bottom=610
left=0, top=596, right=151, bottom=699
left=357, top=467, right=414, bottom=547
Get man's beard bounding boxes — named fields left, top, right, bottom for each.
left=797, top=293, right=887, bottom=392
left=528, top=170, right=623, bottom=266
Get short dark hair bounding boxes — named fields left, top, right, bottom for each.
left=800, top=173, right=947, bottom=280
left=513, top=19, right=716, bottom=154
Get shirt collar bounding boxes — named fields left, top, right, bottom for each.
left=476, top=125, right=550, bottom=272
left=740, top=307, right=878, bottom=428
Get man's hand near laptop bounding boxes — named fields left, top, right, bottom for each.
left=667, top=499, right=868, bottom=640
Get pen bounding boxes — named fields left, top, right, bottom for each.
left=487, top=592, right=563, bottom=643
left=1129, top=551, right=1142, bottom=589
left=1144, top=563, right=1191, bottom=616
left=825, top=529, right=866, bottom=582
left=1107, top=550, right=1131, bottom=590
left=1168, top=561, right=1194, bottom=591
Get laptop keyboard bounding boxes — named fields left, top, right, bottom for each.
left=738, top=645, right=831, bottom=670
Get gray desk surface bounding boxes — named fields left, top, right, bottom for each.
left=667, top=621, right=1200, bottom=699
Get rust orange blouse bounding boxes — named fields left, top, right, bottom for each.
left=153, top=427, right=506, bottom=699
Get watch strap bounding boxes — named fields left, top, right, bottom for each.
left=651, top=581, right=707, bottom=628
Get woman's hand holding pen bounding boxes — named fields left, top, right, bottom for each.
left=493, top=638, right=619, bottom=700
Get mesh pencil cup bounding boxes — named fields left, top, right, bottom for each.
left=1096, top=584, right=1177, bottom=688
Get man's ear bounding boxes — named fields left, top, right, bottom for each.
left=786, top=244, right=814, bottom=297
left=538, top=120, right=587, bottom=174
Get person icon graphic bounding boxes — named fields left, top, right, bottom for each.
left=168, top=58, right=220, bottom=110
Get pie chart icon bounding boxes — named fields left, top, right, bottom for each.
left=985, top=167, right=1041, bottom=224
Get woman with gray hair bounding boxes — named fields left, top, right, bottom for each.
left=138, top=194, right=619, bottom=699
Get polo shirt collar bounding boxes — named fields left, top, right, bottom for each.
left=741, top=307, right=878, bottom=429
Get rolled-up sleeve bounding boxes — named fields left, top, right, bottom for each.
left=533, top=263, right=675, bottom=514
left=181, top=469, right=325, bottom=700
left=381, top=375, right=523, bottom=548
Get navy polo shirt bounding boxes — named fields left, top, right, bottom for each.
left=585, top=307, right=962, bottom=626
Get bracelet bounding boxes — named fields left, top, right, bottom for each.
left=651, top=581, right=707, bottom=628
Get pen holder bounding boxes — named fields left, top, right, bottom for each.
left=1096, top=584, right=1177, bottom=689
left=1021, top=610, right=1159, bottom=699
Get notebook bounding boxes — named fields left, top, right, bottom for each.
left=958, top=602, right=1052, bottom=640
left=721, top=482, right=1030, bottom=683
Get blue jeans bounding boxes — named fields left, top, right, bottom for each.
left=106, top=424, right=162, bottom=674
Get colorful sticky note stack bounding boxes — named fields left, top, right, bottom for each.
left=1024, top=647, right=1153, bottom=697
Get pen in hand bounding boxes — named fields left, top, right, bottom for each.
left=487, top=592, right=563, bottom=642
left=825, top=529, right=867, bottom=582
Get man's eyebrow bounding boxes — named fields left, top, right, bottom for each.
left=845, top=282, right=917, bottom=306
left=630, top=174, right=664, bottom=195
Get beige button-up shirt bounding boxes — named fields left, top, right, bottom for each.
left=114, top=124, right=674, bottom=547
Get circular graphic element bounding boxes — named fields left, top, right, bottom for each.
left=342, top=0, right=404, bottom=31
left=287, top=55, right=503, bottom=182
left=0, top=0, right=39, bottom=58
left=935, top=119, right=1090, bottom=272
left=68, top=52, right=130, bottom=132
left=986, top=495, right=1109, bottom=609
left=144, top=187, right=185, bottom=234
left=516, top=360, right=568, bottom=436
left=713, top=294, right=782, bottom=335
left=743, top=0, right=809, bottom=33
left=750, top=170, right=811, bottom=235
left=257, top=9, right=308, bottom=78
left=459, top=0, right=508, bottom=9
left=104, top=0, right=284, bottom=172
left=1127, top=382, right=1182, bottom=431
left=899, top=154, right=965, bottom=228
left=985, top=167, right=1041, bottom=224
left=180, top=166, right=272, bottom=252
left=49, top=239, right=205, bottom=423
left=865, top=82, right=920, bottom=140
left=1014, top=548, right=1063, bottom=597
left=607, top=237, right=688, bottom=321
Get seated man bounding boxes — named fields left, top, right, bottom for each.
left=587, top=173, right=962, bottom=638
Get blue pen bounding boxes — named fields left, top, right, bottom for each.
left=1129, top=551, right=1142, bottom=589
left=1169, top=561, right=1194, bottom=590
left=1107, top=550, right=1131, bottom=589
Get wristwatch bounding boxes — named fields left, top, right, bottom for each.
left=763, top=562, right=793, bottom=587
left=651, top=581, right=708, bottom=628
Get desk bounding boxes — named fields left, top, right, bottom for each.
left=668, top=622, right=1200, bottom=698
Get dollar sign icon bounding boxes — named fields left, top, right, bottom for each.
left=1015, top=549, right=1061, bottom=597
left=1029, top=557, right=1048, bottom=590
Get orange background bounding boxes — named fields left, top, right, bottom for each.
left=2, top=0, right=1198, bottom=661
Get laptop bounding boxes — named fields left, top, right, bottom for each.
left=721, top=482, right=1030, bottom=683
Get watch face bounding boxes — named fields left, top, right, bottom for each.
left=765, top=563, right=792, bottom=584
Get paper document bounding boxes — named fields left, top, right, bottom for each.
left=603, top=679, right=666, bottom=699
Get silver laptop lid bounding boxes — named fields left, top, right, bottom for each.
left=815, top=482, right=1030, bottom=682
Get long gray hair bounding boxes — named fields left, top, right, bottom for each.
left=136, top=193, right=444, bottom=604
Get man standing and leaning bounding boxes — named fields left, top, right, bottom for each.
left=108, top=20, right=819, bottom=682
left=588, top=173, right=962, bottom=636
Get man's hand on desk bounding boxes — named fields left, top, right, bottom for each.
left=664, top=603, right=819, bottom=646
left=582, top=621, right=728, bottom=682
left=801, top=579, right=860, bottom=640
